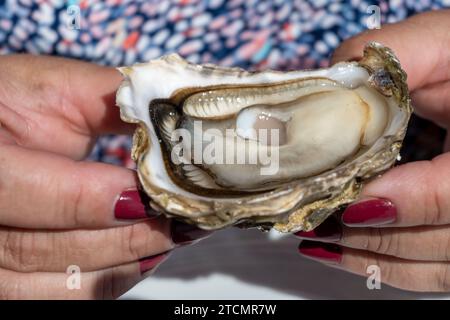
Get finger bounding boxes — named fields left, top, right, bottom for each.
left=297, top=219, right=450, bottom=261
left=0, top=219, right=211, bottom=273
left=411, top=80, right=450, bottom=128
left=295, top=216, right=450, bottom=261
left=445, top=132, right=450, bottom=153
left=331, top=10, right=450, bottom=126
left=340, top=225, right=450, bottom=262
left=340, top=152, right=450, bottom=228
left=0, top=219, right=175, bottom=273
left=0, top=54, right=132, bottom=136
left=331, top=10, right=450, bottom=91
left=0, top=145, right=158, bottom=229
left=298, top=240, right=450, bottom=292
left=0, top=252, right=170, bottom=299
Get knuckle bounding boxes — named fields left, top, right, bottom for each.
left=434, top=264, right=450, bottom=292
left=47, top=164, right=88, bottom=228
left=0, top=150, right=12, bottom=210
left=99, top=269, right=115, bottom=300
left=97, top=267, right=127, bottom=300
left=363, top=252, right=384, bottom=277
left=374, top=259, right=396, bottom=289
left=445, top=234, right=450, bottom=261
left=361, top=252, right=398, bottom=289
left=65, top=176, right=86, bottom=227
left=120, top=224, right=144, bottom=260
left=365, top=228, right=382, bottom=252
left=378, top=262, right=393, bottom=287
left=367, top=228, right=400, bottom=257
left=0, top=153, right=5, bottom=195
left=119, top=221, right=171, bottom=260
left=0, top=270, right=27, bottom=300
left=423, top=159, right=446, bottom=226
left=422, top=190, right=442, bottom=226
left=0, top=275, right=21, bottom=300
left=0, top=229, right=55, bottom=273
left=109, top=266, right=130, bottom=299
left=0, top=230, right=34, bottom=271
left=63, top=163, right=107, bottom=228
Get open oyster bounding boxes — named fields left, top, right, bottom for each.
left=116, top=42, right=412, bottom=232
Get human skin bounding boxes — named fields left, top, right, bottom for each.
left=0, top=55, right=210, bottom=299
left=2, top=9, right=449, bottom=298
left=296, top=10, right=450, bottom=292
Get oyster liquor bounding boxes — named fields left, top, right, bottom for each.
left=174, top=304, right=277, bottom=317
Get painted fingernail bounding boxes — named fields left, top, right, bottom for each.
left=298, top=240, right=342, bottom=264
left=171, top=220, right=213, bottom=246
left=342, top=198, right=396, bottom=227
left=139, top=252, right=170, bottom=275
left=295, top=216, right=342, bottom=242
left=114, top=189, right=160, bottom=220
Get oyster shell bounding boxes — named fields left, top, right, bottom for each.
left=116, top=42, right=412, bottom=232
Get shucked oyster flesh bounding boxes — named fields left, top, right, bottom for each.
left=116, top=42, right=412, bottom=232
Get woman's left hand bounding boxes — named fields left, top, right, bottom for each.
left=295, top=10, right=450, bottom=292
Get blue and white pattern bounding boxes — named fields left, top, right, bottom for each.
left=1, top=0, right=448, bottom=166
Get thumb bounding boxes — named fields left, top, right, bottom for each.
left=341, top=153, right=450, bottom=227
left=331, top=10, right=450, bottom=92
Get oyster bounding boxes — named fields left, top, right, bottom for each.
left=116, top=42, right=412, bottom=232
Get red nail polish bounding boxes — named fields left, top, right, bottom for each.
left=295, top=216, right=342, bottom=242
left=139, top=252, right=169, bottom=274
left=342, top=198, right=396, bottom=227
left=171, top=220, right=213, bottom=246
left=298, top=241, right=342, bottom=264
left=114, top=189, right=159, bottom=220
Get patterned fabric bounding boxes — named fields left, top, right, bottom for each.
left=1, top=0, right=448, bottom=167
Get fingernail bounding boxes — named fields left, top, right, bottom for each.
left=342, top=198, right=396, bottom=227
left=298, top=240, right=342, bottom=264
left=114, top=189, right=160, bottom=220
left=139, top=252, right=170, bottom=275
left=295, top=216, right=342, bottom=242
left=171, top=220, right=213, bottom=246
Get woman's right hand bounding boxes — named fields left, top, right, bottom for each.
left=296, top=9, right=450, bottom=292
left=0, top=55, right=211, bottom=299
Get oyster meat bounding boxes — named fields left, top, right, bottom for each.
left=116, top=42, right=412, bottom=232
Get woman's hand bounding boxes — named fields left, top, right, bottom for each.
left=0, top=55, right=210, bottom=299
left=295, top=10, right=450, bottom=292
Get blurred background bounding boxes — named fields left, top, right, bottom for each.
left=1, top=0, right=448, bottom=299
